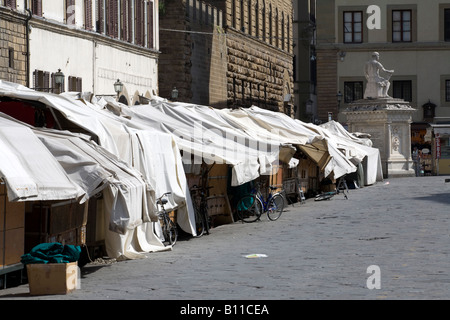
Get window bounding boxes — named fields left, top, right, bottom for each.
left=446, top=80, right=450, bottom=102
left=68, top=76, right=82, bottom=92
left=66, top=0, right=76, bottom=25
left=240, top=0, right=245, bottom=32
left=135, top=0, right=146, bottom=46
left=31, top=0, right=42, bottom=16
left=5, top=0, right=16, bottom=8
left=392, top=10, right=411, bottom=42
left=147, top=1, right=154, bottom=49
left=84, top=0, right=93, bottom=30
left=344, top=11, right=363, bottom=43
left=344, top=81, right=363, bottom=103
left=393, top=80, right=412, bottom=101
left=33, top=70, right=50, bottom=92
left=445, top=9, right=450, bottom=42
left=8, top=48, right=14, bottom=69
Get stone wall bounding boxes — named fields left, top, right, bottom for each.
left=0, top=8, right=27, bottom=86
left=159, top=0, right=293, bottom=112
left=226, top=28, right=293, bottom=112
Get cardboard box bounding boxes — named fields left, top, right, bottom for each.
left=27, top=262, right=78, bottom=295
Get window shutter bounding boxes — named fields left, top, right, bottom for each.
left=66, top=0, right=76, bottom=25
left=107, top=0, right=118, bottom=38
left=6, top=0, right=17, bottom=9
left=85, top=0, right=93, bottom=30
left=97, top=0, right=104, bottom=33
left=121, top=0, right=127, bottom=42
left=33, top=70, right=38, bottom=89
left=135, top=0, right=144, bottom=46
left=128, top=0, right=133, bottom=42
left=32, top=0, right=43, bottom=16
left=147, top=1, right=154, bottom=48
left=44, top=72, right=50, bottom=92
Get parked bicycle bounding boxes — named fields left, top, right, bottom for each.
left=237, top=182, right=285, bottom=222
left=315, top=177, right=349, bottom=201
left=190, top=185, right=213, bottom=237
left=155, top=192, right=178, bottom=246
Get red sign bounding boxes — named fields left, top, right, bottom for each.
left=436, top=134, right=441, bottom=159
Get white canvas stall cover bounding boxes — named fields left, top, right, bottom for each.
left=125, top=101, right=287, bottom=186
left=33, top=129, right=168, bottom=259
left=0, top=114, right=83, bottom=202
left=218, top=106, right=357, bottom=179
left=0, top=81, right=191, bottom=258
left=319, top=121, right=383, bottom=185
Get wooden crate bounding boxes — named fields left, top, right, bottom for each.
left=27, top=262, right=78, bottom=295
left=207, top=164, right=234, bottom=226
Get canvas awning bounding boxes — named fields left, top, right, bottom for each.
left=0, top=114, right=84, bottom=202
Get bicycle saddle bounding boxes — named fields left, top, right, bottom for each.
left=269, top=185, right=277, bottom=190
left=157, top=199, right=168, bottom=205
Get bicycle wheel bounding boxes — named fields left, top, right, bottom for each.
left=193, top=202, right=205, bottom=237
left=201, top=203, right=210, bottom=235
left=267, top=193, right=284, bottom=221
left=165, top=217, right=178, bottom=246
left=237, top=194, right=263, bottom=223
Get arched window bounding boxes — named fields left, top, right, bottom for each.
left=248, top=0, right=252, bottom=36
left=269, top=4, right=272, bottom=45
left=286, top=14, right=290, bottom=53
left=275, top=8, right=279, bottom=48
left=240, top=0, right=244, bottom=32
left=262, top=1, right=266, bottom=42
left=255, top=0, right=259, bottom=38
left=281, top=12, right=285, bottom=50
left=232, top=0, right=236, bottom=28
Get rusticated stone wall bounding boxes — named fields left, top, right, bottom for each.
left=159, top=0, right=293, bottom=113
left=226, top=28, right=293, bottom=113
left=0, top=8, right=27, bottom=86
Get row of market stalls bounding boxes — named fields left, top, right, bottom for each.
left=0, top=80, right=383, bottom=275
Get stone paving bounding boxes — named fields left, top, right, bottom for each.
left=1, top=176, right=449, bottom=302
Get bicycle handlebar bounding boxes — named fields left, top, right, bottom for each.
left=190, top=185, right=213, bottom=191
left=157, top=192, right=172, bottom=201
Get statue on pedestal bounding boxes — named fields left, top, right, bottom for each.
left=364, top=52, right=394, bottom=99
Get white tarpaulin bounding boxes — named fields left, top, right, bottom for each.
left=218, top=106, right=358, bottom=180
left=319, top=121, right=383, bottom=185
left=0, top=114, right=84, bottom=202
left=0, top=80, right=191, bottom=259
left=122, top=101, right=288, bottom=186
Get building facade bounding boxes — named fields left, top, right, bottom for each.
left=316, top=0, right=450, bottom=174
left=292, top=0, right=316, bottom=122
left=0, top=2, right=28, bottom=86
left=1, top=0, right=160, bottom=105
left=316, top=0, right=450, bottom=125
left=159, top=0, right=294, bottom=114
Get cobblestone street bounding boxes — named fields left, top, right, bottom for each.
left=1, top=176, right=449, bottom=302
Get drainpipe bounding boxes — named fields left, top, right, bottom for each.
left=24, top=7, right=32, bottom=88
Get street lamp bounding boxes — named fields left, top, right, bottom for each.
left=337, top=91, right=343, bottom=108
left=54, top=69, right=64, bottom=92
left=114, top=79, right=123, bottom=98
left=171, top=87, right=179, bottom=101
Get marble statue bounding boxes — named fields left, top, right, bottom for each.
left=364, top=52, right=394, bottom=99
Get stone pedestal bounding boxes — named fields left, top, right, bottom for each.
left=343, top=98, right=416, bottom=178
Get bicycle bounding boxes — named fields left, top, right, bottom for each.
left=237, top=182, right=285, bottom=222
left=190, top=185, right=213, bottom=237
left=155, top=192, right=178, bottom=246
left=315, top=177, right=349, bottom=201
